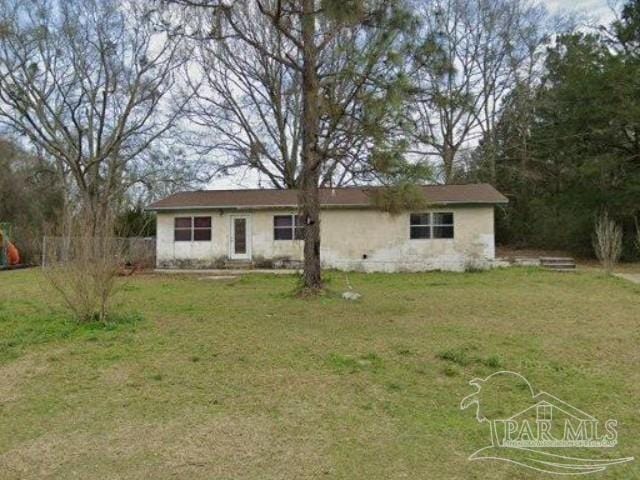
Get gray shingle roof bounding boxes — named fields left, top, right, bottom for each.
left=146, top=183, right=508, bottom=211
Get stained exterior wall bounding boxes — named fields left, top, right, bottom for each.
left=155, top=206, right=495, bottom=272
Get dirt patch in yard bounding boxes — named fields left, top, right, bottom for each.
left=0, top=416, right=330, bottom=480
left=0, top=354, right=48, bottom=404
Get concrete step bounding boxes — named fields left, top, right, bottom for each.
left=539, top=257, right=575, bottom=263
left=540, top=256, right=576, bottom=271
left=223, top=260, right=254, bottom=270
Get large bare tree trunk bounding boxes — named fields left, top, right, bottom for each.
left=164, top=0, right=412, bottom=291
left=299, top=0, right=322, bottom=290
left=442, top=144, right=456, bottom=184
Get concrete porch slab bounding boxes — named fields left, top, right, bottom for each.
left=614, top=273, right=640, bottom=284
left=154, top=268, right=300, bottom=276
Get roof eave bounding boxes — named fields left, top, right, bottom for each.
left=145, top=200, right=507, bottom=212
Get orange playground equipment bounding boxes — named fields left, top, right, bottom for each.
left=0, top=223, right=21, bottom=269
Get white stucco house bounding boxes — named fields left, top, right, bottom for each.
left=146, top=184, right=508, bottom=272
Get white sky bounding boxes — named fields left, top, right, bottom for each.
left=544, top=0, right=617, bottom=25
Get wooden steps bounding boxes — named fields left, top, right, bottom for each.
left=539, top=257, right=576, bottom=271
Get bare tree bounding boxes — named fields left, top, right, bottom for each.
left=0, top=0, right=186, bottom=222
left=164, top=0, right=414, bottom=290
left=180, top=7, right=303, bottom=188
left=593, top=210, right=623, bottom=274
left=42, top=209, right=124, bottom=323
left=178, top=2, right=411, bottom=190
left=410, top=0, right=551, bottom=183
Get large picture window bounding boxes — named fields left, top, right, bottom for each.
left=274, top=215, right=304, bottom=240
left=174, top=216, right=212, bottom=242
left=410, top=212, right=454, bottom=239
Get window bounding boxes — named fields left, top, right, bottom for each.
left=174, top=216, right=212, bottom=242
left=174, top=217, right=192, bottom=242
left=432, top=212, right=454, bottom=239
left=410, top=213, right=431, bottom=239
left=410, top=212, right=454, bottom=239
left=193, top=217, right=212, bottom=241
left=274, top=215, right=304, bottom=240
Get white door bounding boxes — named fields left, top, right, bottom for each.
left=229, top=215, right=251, bottom=260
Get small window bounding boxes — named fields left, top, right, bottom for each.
left=193, top=216, right=212, bottom=241
left=432, top=212, right=454, bottom=239
left=174, top=217, right=192, bottom=242
left=174, top=216, right=212, bottom=242
left=274, top=215, right=304, bottom=241
left=410, top=212, right=454, bottom=239
left=410, top=213, right=431, bottom=239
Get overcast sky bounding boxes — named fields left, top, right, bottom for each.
left=544, top=0, right=617, bottom=24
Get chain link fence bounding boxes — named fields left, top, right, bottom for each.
left=42, top=236, right=155, bottom=269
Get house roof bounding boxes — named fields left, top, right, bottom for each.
left=146, top=183, right=508, bottom=211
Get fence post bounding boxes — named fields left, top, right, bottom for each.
left=42, top=235, right=46, bottom=267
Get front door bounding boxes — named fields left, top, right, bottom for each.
left=229, top=215, right=251, bottom=260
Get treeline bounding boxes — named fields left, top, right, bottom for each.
left=0, top=140, right=64, bottom=262
left=465, top=2, right=640, bottom=259
left=0, top=140, right=155, bottom=263
left=0, top=0, right=638, bottom=274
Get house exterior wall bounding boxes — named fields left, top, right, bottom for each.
left=155, top=206, right=496, bottom=272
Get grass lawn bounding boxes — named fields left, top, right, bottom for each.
left=0, top=268, right=639, bottom=479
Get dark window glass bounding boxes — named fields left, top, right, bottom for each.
left=175, top=217, right=192, bottom=229
left=432, top=212, right=453, bottom=225
left=175, top=216, right=212, bottom=242
left=192, top=216, right=212, bottom=242
left=433, top=226, right=454, bottom=239
left=194, top=217, right=211, bottom=228
left=193, top=229, right=212, bottom=241
left=411, top=212, right=454, bottom=239
left=410, top=213, right=430, bottom=226
left=432, top=212, right=454, bottom=238
left=174, top=217, right=192, bottom=241
left=174, top=228, right=191, bottom=242
left=234, top=218, right=247, bottom=253
left=274, top=215, right=303, bottom=240
left=410, top=226, right=431, bottom=239
left=274, top=227, right=293, bottom=240
left=274, top=216, right=293, bottom=227
left=410, top=213, right=431, bottom=239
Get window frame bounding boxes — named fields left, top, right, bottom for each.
left=174, top=216, right=212, bottom=242
left=273, top=214, right=304, bottom=241
left=409, top=212, right=455, bottom=240
left=409, top=213, right=431, bottom=240
left=174, top=217, right=193, bottom=242
left=431, top=212, right=454, bottom=239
